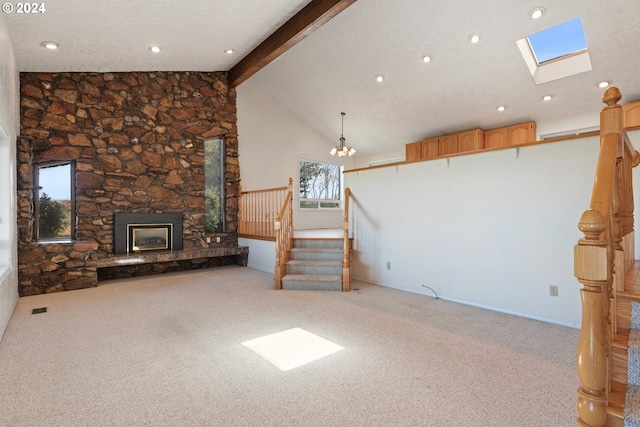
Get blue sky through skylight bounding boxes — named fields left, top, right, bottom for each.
left=528, top=17, right=587, bottom=64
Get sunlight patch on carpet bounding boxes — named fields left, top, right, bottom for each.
left=242, top=327, right=344, bottom=371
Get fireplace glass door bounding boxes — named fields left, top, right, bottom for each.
left=128, top=224, right=172, bottom=253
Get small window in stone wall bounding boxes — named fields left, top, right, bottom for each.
left=33, top=161, right=76, bottom=241
left=204, top=138, right=224, bottom=233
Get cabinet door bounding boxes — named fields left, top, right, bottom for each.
left=421, top=138, right=439, bottom=159
left=406, top=142, right=421, bottom=162
left=438, top=134, right=458, bottom=156
left=484, top=128, right=506, bottom=149
left=506, top=122, right=535, bottom=146
left=624, top=101, right=640, bottom=128
left=458, top=129, right=484, bottom=152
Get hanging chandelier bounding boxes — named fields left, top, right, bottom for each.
left=330, top=112, right=356, bottom=157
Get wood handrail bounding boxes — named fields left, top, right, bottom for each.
left=277, top=191, right=293, bottom=226
left=241, top=185, right=288, bottom=195
left=589, top=133, right=619, bottom=220
left=342, top=187, right=352, bottom=292
left=576, top=87, right=639, bottom=426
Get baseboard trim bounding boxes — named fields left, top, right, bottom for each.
left=351, top=276, right=580, bottom=329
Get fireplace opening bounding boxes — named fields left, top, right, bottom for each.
left=129, top=224, right=172, bottom=252
left=114, top=213, right=182, bottom=255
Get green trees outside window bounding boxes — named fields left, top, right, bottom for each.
left=204, top=138, right=224, bottom=233
left=299, top=159, right=342, bottom=209
left=34, top=162, right=74, bottom=240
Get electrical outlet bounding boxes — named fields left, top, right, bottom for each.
left=549, top=285, right=559, bottom=297
left=216, top=237, right=221, bottom=243
left=386, top=262, right=391, bottom=270
left=206, top=237, right=211, bottom=243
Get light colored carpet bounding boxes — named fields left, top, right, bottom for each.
left=627, top=302, right=640, bottom=426
left=0, top=266, right=578, bottom=426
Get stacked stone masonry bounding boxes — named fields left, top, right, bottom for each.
left=18, top=71, right=242, bottom=296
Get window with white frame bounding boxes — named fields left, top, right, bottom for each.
left=299, top=158, right=342, bottom=209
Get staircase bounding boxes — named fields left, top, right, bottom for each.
left=613, top=263, right=640, bottom=426
left=574, top=87, right=640, bottom=426
left=281, top=234, right=345, bottom=291
left=603, top=263, right=637, bottom=425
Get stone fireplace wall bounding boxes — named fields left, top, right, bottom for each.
left=17, top=71, right=240, bottom=296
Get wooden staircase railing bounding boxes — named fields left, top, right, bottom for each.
left=575, top=87, right=640, bottom=426
left=239, top=180, right=291, bottom=240
left=342, top=187, right=352, bottom=291
left=240, top=178, right=353, bottom=291
left=274, top=178, right=294, bottom=289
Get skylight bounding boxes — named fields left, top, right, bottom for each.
left=527, top=17, right=587, bottom=65
left=516, top=16, right=592, bottom=85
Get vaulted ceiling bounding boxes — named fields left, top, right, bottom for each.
left=5, top=0, right=640, bottom=156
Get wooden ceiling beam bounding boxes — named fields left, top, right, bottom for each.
left=228, top=0, right=357, bottom=87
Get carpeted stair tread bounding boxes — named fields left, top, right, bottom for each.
left=281, top=274, right=342, bottom=291
left=282, top=274, right=342, bottom=281
left=289, top=247, right=343, bottom=262
left=293, top=238, right=343, bottom=249
left=633, top=301, right=640, bottom=330
left=626, top=301, right=640, bottom=426
left=283, top=237, right=346, bottom=291
left=626, top=384, right=640, bottom=426
left=287, top=260, right=342, bottom=266
left=290, top=247, right=342, bottom=253
left=629, top=329, right=640, bottom=386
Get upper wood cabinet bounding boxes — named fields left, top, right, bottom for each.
left=484, top=121, right=536, bottom=149
left=506, top=122, right=536, bottom=146
left=406, top=141, right=421, bottom=162
left=439, top=134, right=458, bottom=156
left=459, top=129, right=484, bottom=152
left=404, top=120, right=536, bottom=164
left=484, top=128, right=507, bottom=149
left=421, top=138, right=439, bottom=160
left=624, top=100, right=640, bottom=128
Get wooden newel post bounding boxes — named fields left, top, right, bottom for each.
left=342, top=188, right=351, bottom=292
left=575, top=209, right=610, bottom=427
left=274, top=219, right=283, bottom=289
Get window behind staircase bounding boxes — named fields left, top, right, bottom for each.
left=299, top=158, right=342, bottom=209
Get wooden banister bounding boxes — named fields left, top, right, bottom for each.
left=239, top=182, right=289, bottom=240
left=274, top=178, right=294, bottom=289
left=342, top=187, right=352, bottom=291
left=575, top=87, right=639, bottom=426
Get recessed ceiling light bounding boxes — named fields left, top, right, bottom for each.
left=598, top=80, right=611, bottom=88
left=542, top=95, right=553, bottom=101
left=469, top=33, right=481, bottom=44
left=149, top=46, right=161, bottom=53
left=224, top=49, right=235, bottom=54
left=497, top=106, right=506, bottom=112
left=41, top=41, right=59, bottom=50
left=422, top=55, right=432, bottom=63
left=374, top=74, right=385, bottom=82
left=530, top=7, right=545, bottom=19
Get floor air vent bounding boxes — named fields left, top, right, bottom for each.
left=32, top=307, right=47, bottom=314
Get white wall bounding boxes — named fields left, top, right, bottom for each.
left=236, top=82, right=356, bottom=230
left=238, top=237, right=275, bottom=274
left=344, top=138, right=608, bottom=327
left=0, top=14, right=20, bottom=341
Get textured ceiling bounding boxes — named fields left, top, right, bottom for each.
left=4, top=0, right=310, bottom=72
left=5, top=0, right=640, bottom=157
